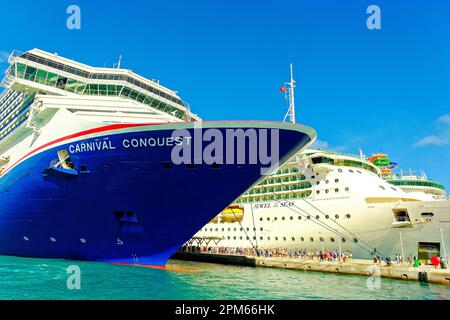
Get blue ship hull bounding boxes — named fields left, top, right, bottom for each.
left=0, top=122, right=312, bottom=265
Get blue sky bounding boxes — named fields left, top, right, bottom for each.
left=0, top=0, right=449, bottom=188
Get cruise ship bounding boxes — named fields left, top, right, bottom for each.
left=191, top=67, right=450, bottom=262
left=192, top=149, right=450, bottom=261
left=0, top=49, right=316, bottom=265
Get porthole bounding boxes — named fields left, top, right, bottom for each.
left=260, top=218, right=263, bottom=221
left=346, top=214, right=351, bottom=219
left=240, top=236, right=243, bottom=240
left=301, top=237, right=305, bottom=242
left=320, top=237, right=324, bottom=242
left=291, top=237, right=295, bottom=241
left=338, top=168, right=343, bottom=172
left=260, top=236, right=263, bottom=240
left=331, top=237, right=335, bottom=242
left=298, top=216, right=302, bottom=220
left=335, top=188, right=339, bottom=192
left=325, top=189, right=329, bottom=193
left=267, top=236, right=271, bottom=240
left=315, top=215, right=320, bottom=219
left=233, top=236, right=236, bottom=240
left=274, top=217, right=278, bottom=221
left=253, top=236, right=256, bottom=240
left=326, top=180, right=329, bottom=184
left=283, top=237, right=286, bottom=241
left=342, top=238, right=347, bottom=243
left=275, top=237, right=279, bottom=241
left=227, top=228, right=231, bottom=231
left=282, top=217, right=285, bottom=221
left=221, top=228, right=224, bottom=231
left=357, top=170, right=362, bottom=174
left=335, top=178, right=339, bottom=183
left=246, top=228, right=250, bottom=231
left=260, top=227, right=263, bottom=231
left=253, top=227, right=256, bottom=231
left=234, top=228, right=236, bottom=231
left=353, top=238, right=358, bottom=243
left=215, top=228, right=218, bottom=231
left=349, top=169, right=354, bottom=173
left=335, top=214, right=339, bottom=219
left=290, top=216, right=293, bottom=220
left=325, top=215, right=329, bottom=219
left=310, top=237, right=314, bottom=242
left=345, top=187, right=349, bottom=192
left=267, top=217, right=270, bottom=221
left=316, top=181, right=320, bottom=185
left=307, top=216, right=311, bottom=220
left=227, top=236, right=230, bottom=240
left=316, top=190, right=320, bottom=194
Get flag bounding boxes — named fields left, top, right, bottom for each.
left=280, top=86, right=286, bottom=92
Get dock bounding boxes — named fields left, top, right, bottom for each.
left=172, top=252, right=450, bottom=285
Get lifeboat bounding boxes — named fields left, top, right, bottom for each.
left=219, top=205, right=245, bottom=223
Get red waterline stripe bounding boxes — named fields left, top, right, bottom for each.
left=0, top=122, right=161, bottom=177
left=112, top=262, right=199, bottom=273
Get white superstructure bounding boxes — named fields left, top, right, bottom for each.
left=193, top=149, right=450, bottom=261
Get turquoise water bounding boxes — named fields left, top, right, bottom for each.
left=0, top=255, right=449, bottom=300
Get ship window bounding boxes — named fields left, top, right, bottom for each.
left=346, top=214, right=351, bottom=219
left=246, top=228, right=249, bottom=231
left=325, top=215, right=329, bottom=219
left=260, top=236, right=263, bottom=240
left=311, top=175, right=315, bottom=179
left=342, top=238, right=346, bottom=243
left=233, top=236, right=236, bottom=240
left=227, top=236, right=230, bottom=239
left=335, top=179, right=339, bottom=183
left=316, top=181, right=320, bottom=185
left=316, top=190, right=320, bottom=194
left=325, top=189, right=329, bottom=193
left=335, top=214, right=339, bottom=219
left=357, top=170, right=362, bottom=174
left=290, top=216, right=293, bottom=220
left=282, top=217, right=285, bottom=220
left=345, top=187, right=349, bottom=192
left=260, top=218, right=263, bottom=221
left=275, top=237, right=278, bottom=241
left=338, top=168, right=343, bottom=172
left=326, top=180, right=329, bottom=184
left=274, top=217, right=277, bottom=221
left=298, top=216, right=301, bottom=220
left=353, top=238, right=358, bottom=243
left=310, top=237, right=314, bottom=242
left=240, top=236, right=243, bottom=240
left=260, top=227, right=263, bottom=231
left=379, top=185, right=385, bottom=190
left=315, top=215, right=320, bottom=219
left=335, top=188, right=339, bottom=192
left=331, top=238, right=335, bottom=242
left=301, top=237, right=305, bottom=241
left=320, top=237, right=324, bottom=242
left=267, top=217, right=270, bottom=221
left=267, top=236, right=271, bottom=240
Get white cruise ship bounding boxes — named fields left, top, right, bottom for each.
left=191, top=66, right=450, bottom=262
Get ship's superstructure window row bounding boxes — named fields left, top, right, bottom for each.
left=389, top=180, right=445, bottom=191
left=311, top=156, right=378, bottom=174
left=18, top=52, right=183, bottom=105
left=13, top=62, right=187, bottom=119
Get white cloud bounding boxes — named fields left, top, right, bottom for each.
left=438, top=114, right=450, bottom=125
left=311, top=139, right=329, bottom=149
left=414, top=113, right=450, bottom=147
left=0, top=51, right=9, bottom=64
left=311, top=139, right=347, bottom=152
left=413, top=135, right=450, bottom=147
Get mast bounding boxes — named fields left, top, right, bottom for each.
left=283, top=63, right=296, bottom=124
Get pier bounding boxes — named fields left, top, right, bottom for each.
left=172, top=252, right=450, bottom=286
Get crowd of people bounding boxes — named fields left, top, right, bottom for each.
left=180, top=245, right=353, bottom=262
